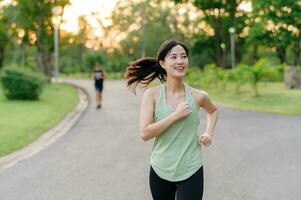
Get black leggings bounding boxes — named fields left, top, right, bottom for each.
left=149, top=166, right=204, bottom=200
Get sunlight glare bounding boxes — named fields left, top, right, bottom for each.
left=61, top=0, right=116, bottom=33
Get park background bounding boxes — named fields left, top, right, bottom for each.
left=0, top=0, right=300, bottom=156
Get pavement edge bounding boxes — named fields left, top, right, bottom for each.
left=0, top=82, right=89, bottom=172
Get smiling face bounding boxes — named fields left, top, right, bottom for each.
left=159, top=44, right=189, bottom=78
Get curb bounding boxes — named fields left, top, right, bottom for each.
left=0, top=83, right=89, bottom=172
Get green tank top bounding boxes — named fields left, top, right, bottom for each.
left=150, top=83, right=203, bottom=181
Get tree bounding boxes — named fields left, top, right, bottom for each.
left=174, top=0, right=249, bottom=68
left=251, top=0, right=301, bottom=65
left=0, top=4, right=10, bottom=69
left=7, top=0, right=69, bottom=78
left=102, top=0, right=197, bottom=61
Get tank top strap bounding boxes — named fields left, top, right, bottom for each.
left=155, top=84, right=165, bottom=110
left=159, top=84, right=165, bottom=103
left=184, top=83, right=192, bottom=102
left=184, top=83, right=198, bottom=111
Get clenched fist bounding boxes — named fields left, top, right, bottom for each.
left=198, top=133, right=212, bottom=147
left=173, top=102, right=191, bottom=120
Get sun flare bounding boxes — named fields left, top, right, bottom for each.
left=61, top=0, right=116, bottom=33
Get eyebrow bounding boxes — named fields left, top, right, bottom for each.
left=169, top=52, right=187, bottom=56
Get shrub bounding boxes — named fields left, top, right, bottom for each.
left=229, top=64, right=250, bottom=94
left=0, top=67, right=46, bottom=100
left=201, top=64, right=219, bottom=88
left=185, top=67, right=202, bottom=87
left=238, top=59, right=277, bottom=96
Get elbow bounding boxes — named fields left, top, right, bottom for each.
left=140, top=131, right=151, bottom=141
left=210, top=108, right=218, bottom=115
left=141, top=136, right=149, bottom=141
left=141, top=134, right=150, bottom=141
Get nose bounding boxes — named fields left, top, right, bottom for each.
left=176, top=57, right=184, bottom=64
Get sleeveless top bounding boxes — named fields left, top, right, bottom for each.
left=150, top=83, right=203, bottom=181
left=94, top=71, right=103, bottom=87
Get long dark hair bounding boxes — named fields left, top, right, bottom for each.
left=124, top=39, right=189, bottom=92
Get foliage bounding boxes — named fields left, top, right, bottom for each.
left=174, top=0, right=248, bottom=68
left=0, top=5, right=9, bottom=69
left=250, top=0, right=301, bottom=65
left=0, top=67, right=46, bottom=100
left=190, top=35, right=216, bottom=67
left=229, top=64, right=252, bottom=94
left=1, top=0, right=300, bottom=76
left=83, top=52, right=104, bottom=73
left=201, top=63, right=231, bottom=91
left=237, top=59, right=278, bottom=96
left=186, top=59, right=282, bottom=97
left=4, top=0, right=70, bottom=77
left=185, top=67, right=202, bottom=87
left=105, top=0, right=194, bottom=59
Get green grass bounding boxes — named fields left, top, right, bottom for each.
left=191, top=81, right=301, bottom=115
left=0, top=83, right=79, bottom=157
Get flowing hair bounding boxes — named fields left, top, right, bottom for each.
left=124, top=40, right=189, bottom=92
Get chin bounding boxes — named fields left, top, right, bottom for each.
left=173, top=72, right=186, bottom=78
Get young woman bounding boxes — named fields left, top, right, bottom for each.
left=93, top=64, right=105, bottom=109
left=124, top=40, right=218, bottom=200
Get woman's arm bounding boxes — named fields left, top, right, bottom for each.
left=196, top=91, right=218, bottom=147
left=139, top=88, right=191, bottom=141
left=201, top=92, right=218, bottom=136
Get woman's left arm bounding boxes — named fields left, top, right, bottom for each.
left=197, top=91, right=218, bottom=147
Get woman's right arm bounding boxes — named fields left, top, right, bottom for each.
left=139, top=88, right=191, bottom=141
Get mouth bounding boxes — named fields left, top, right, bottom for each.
left=174, top=66, right=185, bottom=72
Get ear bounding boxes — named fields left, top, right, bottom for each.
left=159, top=60, right=165, bottom=69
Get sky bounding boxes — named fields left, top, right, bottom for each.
left=1, top=0, right=251, bottom=34
left=61, top=0, right=117, bottom=34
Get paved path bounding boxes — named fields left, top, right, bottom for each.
left=0, top=79, right=300, bottom=200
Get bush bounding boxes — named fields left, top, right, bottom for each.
left=236, top=59, right=277, bottom=96
left=229, top=64, right=250, bottom=94
left=0, top=67, right=46, bottom=100
left=185, top=67, right=202, bottom=87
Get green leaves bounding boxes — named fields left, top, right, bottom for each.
left=0, top=67, right=46, bottom=100
left=250, top=0, right=301, bottom=64
left=186, top=59, right=283, bottom=97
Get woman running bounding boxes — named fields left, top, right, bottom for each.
left=124, top=39, right=218, bottom=200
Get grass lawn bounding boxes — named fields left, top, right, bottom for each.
left=0, top=83, right=79, bottom=157
left=190, top=81, right=301, bottom=115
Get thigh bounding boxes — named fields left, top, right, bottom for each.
left=149, top=167, right=176, bottom=200
left=176, top=166, right=204, bottom=200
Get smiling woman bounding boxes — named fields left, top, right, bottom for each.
left=124, top=39, right=218, bottom=200
left=60, top=0, right=116, bottom=33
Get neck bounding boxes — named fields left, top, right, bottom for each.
left=165, top=76, right=184, bottom=94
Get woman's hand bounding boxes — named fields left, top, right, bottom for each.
left=172, top=102, right=191, bottom=120
left=198, top=133, right=212, bottom=147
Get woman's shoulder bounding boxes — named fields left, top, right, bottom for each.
left=187, top=85, right=210, bottom=104
left=144, top=85, right=160, bottom=97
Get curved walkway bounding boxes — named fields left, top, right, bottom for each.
left=0, top=79, right=300, bottom=200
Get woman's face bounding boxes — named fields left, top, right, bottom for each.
left=159, top=45, right=188, bottom=78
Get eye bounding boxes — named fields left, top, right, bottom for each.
left=181, top=55, right=187, bottom=59
left=170, top=56, right=176, bottom=59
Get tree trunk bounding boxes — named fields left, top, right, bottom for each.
left=0, top=46, right=4, bottom=69
left=36, top=16, right=53, bottom=81
left=20, top=42, right=27, bottom=68
left=214, top=15, right=226, bottom=68
left=276, top=46, right=287, bottom=64
left=293, top=41, right=301, bottom=66
left=251, top=44, right=259, bottom=65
